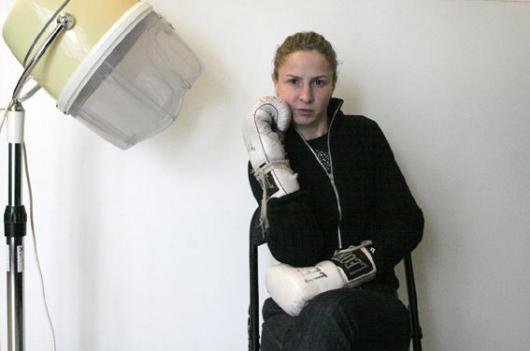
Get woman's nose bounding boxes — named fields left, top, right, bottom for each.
left=299, top=84, right=314, bottom=103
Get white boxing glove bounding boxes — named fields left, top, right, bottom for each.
left=266, top=241, right=377, bottom=317
left=242, top=96, right=300, bottom=199
left=266, top=261, right=346, bottom=317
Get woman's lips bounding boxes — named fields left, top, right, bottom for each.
left=295, top=109, right=314, bottom=117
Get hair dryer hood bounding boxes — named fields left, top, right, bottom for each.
left=3, top=0, right=202, bottom=149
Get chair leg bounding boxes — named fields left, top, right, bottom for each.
left=249, top=242, right=260, bottom=351
left=404, top=253, right=422, bottom=351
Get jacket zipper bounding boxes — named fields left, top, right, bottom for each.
left=296, top=101, right=344, bottom=249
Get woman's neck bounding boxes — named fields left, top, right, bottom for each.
left=295, top=117, right=329, bottom=140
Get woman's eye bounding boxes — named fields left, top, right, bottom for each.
left=287, top=78, right=299, bottom=85
left=313, top=79, right=327, bottom=87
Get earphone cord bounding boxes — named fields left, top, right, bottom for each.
left=23, top=142, right=58, bottom=351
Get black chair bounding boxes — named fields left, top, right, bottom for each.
left=248, top=209, right=423, bottom=351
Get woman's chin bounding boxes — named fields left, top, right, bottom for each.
left=293, top=114, right=316, bottom=126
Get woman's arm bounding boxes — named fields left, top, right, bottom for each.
left=248, top=163, right=333, bottom=266
left=368, top=121, right=424, bottom=272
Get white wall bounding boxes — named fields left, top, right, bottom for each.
left=1, top=0, right=530, bottom=350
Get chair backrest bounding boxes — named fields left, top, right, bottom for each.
left=247, top=209, right=423, bottom=351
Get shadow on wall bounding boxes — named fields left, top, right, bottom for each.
left=70, top=136, right=104, bottom=349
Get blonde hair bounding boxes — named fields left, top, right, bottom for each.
left=272, top=31, right=338, bottom=84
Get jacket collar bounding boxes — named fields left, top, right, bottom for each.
left=328, top=97, right=344, bottom=122
left=328, top=97, right=344, bottom=114
left=326, top=97, right=344, bottom=136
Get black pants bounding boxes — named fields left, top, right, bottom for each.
left=261, top=286, right=410, bottom=351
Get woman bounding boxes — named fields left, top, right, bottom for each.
left=244, top=31, right=424, bottom=351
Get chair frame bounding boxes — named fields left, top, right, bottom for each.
left=248, top=210, right=423, bottom=351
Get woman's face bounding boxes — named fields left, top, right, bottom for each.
left=274, top=50, right=335, bottom=133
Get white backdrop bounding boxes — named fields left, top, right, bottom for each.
left=1, top=0, right=530, bottom=350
